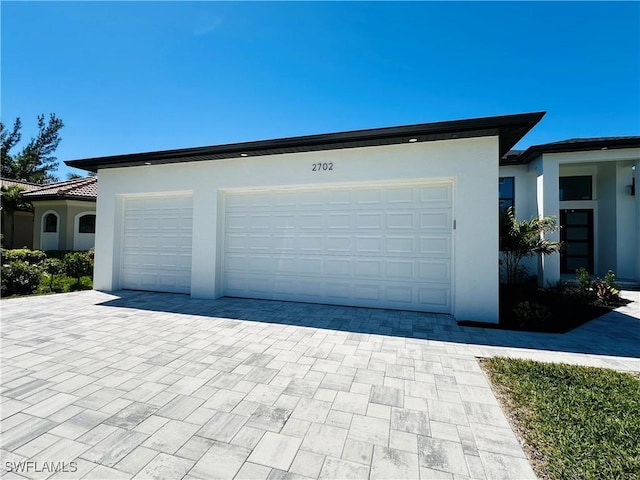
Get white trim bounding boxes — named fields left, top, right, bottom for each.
left=73, top=211, right=96, bottom=251
left=40, top=210, right=60, bottom=250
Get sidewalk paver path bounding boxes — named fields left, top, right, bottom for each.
left=1, top=290, right=638, bottom=479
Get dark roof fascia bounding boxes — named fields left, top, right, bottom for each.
left=22, top=194, right=96, bottom=202
left=511, top=137, right=640, bottom=165
left=66, top=112, right=545, bottom=173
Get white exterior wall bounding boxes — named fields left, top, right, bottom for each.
left=498, top=165, right=537, bottom=220
left=531, top=154, right=561, bottom=286
left=616, top=161, right=638, bottom=280
left=499, top=165, right=538, bottom=279
left=636, top=160, right=640, bottom=282
left=94, top=136, right=500, bottom=323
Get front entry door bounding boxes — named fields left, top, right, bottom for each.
left=560, top=209, right=594, bottom=273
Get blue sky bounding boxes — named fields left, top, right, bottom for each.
left=2, top=1, right=639, bottom=179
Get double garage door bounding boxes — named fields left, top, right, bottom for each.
left=121, top=182, right=453, bottom=313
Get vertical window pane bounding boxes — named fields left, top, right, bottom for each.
left=44, top=214, right=57, bottom=233
left=499, top=177, right=515, bottom=212
left=78, top=214, right=96, bottom=234
left=499, top=177, right=514, bottom=198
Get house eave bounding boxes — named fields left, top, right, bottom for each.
left=65, top=112, right=545, bottom=173
left=507, top=137, right=640, bottom=165
left=23, top=194, right=97, bottom=202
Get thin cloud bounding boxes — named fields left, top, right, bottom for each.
left=193, top=16, right=222, bottom=36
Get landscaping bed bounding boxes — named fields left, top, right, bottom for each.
left=481, top=357, right=640, bottom=480
left=459, top=270, right=628, bottom=333
left=1, top=248, right=93, bottom=298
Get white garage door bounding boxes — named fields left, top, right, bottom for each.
left=223, top=182, right=453, bottom=312
left=121, top=196, right=193, bottom=294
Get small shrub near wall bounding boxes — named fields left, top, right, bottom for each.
left=1, top=261, right=42, bottom=296
left=63, top=252, right=93, bottom=286
left=1, top=248, right=94, bottom=297
left=2, top=248, right=47, bottom=265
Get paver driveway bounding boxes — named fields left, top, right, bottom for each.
left=1, top=290, right=638, bottom=479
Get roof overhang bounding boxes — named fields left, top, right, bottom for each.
left=21, top=194, right=96, bottom=202
left=66, top=112, right=545, bottom=173
left=508, top=137, right=640, bottom=165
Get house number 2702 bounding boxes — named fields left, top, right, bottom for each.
left=312, top=162, right=334, bottom=171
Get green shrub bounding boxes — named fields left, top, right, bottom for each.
left=512, top=300, right=551, bottom=327
left=575, top=267, right=590, bottom=295
left=41, top=258, right=64, bottom=291
left=575, top=268, right=621, bottom=306
left=3, top=248, right=47, bottom=265
left=1, top=261, right=41, bottom=296
left=63, top=252, right=93, bottom=286
left=593, top=270, right=621, bottom=306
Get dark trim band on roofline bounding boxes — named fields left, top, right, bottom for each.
left=65, top=112, right=545, bottom=172
left=20, top=194, right=96, bottom=202
left=510, top=137, right=640, bottom=165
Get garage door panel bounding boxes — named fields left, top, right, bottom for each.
left=387, top=237, right=415, bottom=255
left=386, top=260, right=414, bottom=279
left=327, top=214, right=351, bottom=229
left=223, top=183, right=452, bottom=312
left=354, top=259, right=383, bottom=276
left=419, top=261, right=451, bottom=281
left=121, top=196, right=193, bottom=294
left=326, top=190, right=351, bottom=205
left=418, top=288, right=450, bottom=308
left=355, top=189, right=383, bottom=205
left=419, top=237, right=451, bottom=256
left=387, top=187, right=415, bottom=204
left=355, top=237, right=382, bottom=253
left=354, top=284, right=381, bottom=300
left=356, top=213, right=383, bottom=229
left=419, top=212, right=451, bottom=229
left=387, top=212, right=414, bottom=229
left=386, top=286, right=413, bottom=303
left=325, top=258, right=351, bottom=275
left=326, top=236, right=351, bottom=253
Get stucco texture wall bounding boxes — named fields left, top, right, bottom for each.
left=94, top=136, right=500, bottom=322
left=32, top=200, right=96, bottom=251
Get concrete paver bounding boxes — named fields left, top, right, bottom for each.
left=1, top=289, right=638, bottom=479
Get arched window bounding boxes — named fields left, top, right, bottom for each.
left=78, top=214, right=96, bottom=234
left=44, top=213, right=58, bottom=233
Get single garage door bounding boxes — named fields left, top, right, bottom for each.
left=223, top=182, right=453, bottom=312
left=121, top=195, right=193, bottom=293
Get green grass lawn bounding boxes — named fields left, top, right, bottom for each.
left=481, top=358, right=640, bottom=480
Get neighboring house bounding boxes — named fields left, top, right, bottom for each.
left=0, top=178, right=40, bottom=249
left=22, top=177, right=97, bottom=251
left=65, top=112, right=640, bottom=323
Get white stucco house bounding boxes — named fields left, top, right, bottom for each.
left=66, top=112, right=640, bottom=323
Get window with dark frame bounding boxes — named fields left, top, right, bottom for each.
left=559, top=176, right=592, bottom=201
left=44, top=213, right=58, bottom=233
left=78, top=214, right=96, bottom=234
left=499, top=177, right=515, bottom=212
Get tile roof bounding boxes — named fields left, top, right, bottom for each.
left=22, top=176, right=97, bottom=201
left=0, top=178, right=42, bottom=192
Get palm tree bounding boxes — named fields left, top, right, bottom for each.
left=499, top=206, right=562, bottom=285
left=1, top=185, right=33, bottom=248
